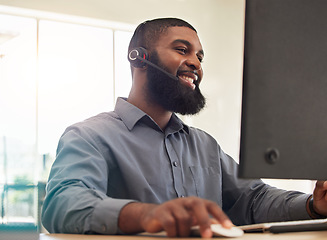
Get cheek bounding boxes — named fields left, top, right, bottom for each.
left=157, top=52, right=181, bottom=70
left=168, top=58, right=184, bottom=73
left=169, top=54, right=184, bottom=66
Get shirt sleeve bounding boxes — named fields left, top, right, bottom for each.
left=41, top=126, right=135, bottom=234
left=219, top=148, right=312, bottom=225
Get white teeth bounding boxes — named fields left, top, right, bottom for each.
left=184, top=76, right=193, bottom=82
left=180, top=75, right=197, bottom=83
left=179, top=75, right=196, bottom=90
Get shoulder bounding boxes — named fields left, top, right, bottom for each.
left=188, top=126, right=219, bottom=145
left=58, top=111, right=125, bottom=146
left=66, top=111, right=121, bottom=133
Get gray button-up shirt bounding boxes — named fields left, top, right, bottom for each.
left=42, top=97, right=311, bottom=234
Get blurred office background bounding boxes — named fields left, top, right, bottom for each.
left=0, top=0, right=314, bottom=231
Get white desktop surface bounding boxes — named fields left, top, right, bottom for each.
left=40, top=231, right=327, bottom=240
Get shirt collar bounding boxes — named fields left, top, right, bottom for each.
left=114, top=97, right=190, bottom=134
left=169, top=114, right=190, bottom=135
left=114, top=97, right=147, bottom=131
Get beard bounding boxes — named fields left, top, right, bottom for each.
left=146, top=51, right=206, bottom=115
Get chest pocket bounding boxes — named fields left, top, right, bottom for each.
left=189, top=165, right=222, bottom=206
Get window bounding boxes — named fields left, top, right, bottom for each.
left=114, top=30, right=133, bottom=98
left=0, top=13, right=37, bottom=226
left=38, top=20, right=114, bottom=156
left=0, top=12, right=133, bottom=227
left=0, top=14, right=37, bottom=186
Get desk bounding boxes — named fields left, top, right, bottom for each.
left=40, top=231, right=327, bottom=240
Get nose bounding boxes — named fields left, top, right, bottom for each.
left=186, top=54, right=202, bottom=71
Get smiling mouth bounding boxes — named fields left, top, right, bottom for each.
left=178, top=72, right=199, bottom=90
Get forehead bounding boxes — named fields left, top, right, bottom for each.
left=154, top=26, right=203, bottom=51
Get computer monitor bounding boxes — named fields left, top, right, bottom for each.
left=238, top=0, right=327, bottom=180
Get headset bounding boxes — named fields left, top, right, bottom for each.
left=128, top=47, right=149, bottom=68
left=128, top=47, right=179, bottom=81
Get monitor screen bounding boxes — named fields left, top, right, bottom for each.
left=239, top=0, right=327, bottom=180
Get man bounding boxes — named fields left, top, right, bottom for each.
left=41, top=18, right=327, bottom=238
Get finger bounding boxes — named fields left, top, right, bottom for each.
left=185, top=199, right=213, bottom=238
left=321, top=181, right=327, bottom=190
left=206, top=200, right=234, bottom=228
left=162, top=218, right=178, bottom=237
left=141, top=206, right=174, bottom=234
left=171, top=205, right=193, bottom=237
left=144, top=218, right=162, bottom=233
left=210, top=218, right=219, bottom=224
left=150, top=210, right=177, bottom=237
left=159, top=211, right=177, bottom=237
left=315, top=181, right=327, bottom=189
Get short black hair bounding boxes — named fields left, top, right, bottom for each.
left=128, top=18, right=197, bottom=54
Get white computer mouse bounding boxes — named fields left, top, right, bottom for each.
left=191, top=223, right=244, bottom=238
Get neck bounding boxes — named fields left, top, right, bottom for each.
left=128, top=70, right=173, bottom=130
left=127, top=93, right=172, bottom=131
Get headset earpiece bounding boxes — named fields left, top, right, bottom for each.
left=128, top=47, right=149, bottom=68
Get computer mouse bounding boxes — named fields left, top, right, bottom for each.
left=191, top=223, right=244, bottom=238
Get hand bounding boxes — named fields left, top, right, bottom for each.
left=118, top=196, right=233, bottom=238
left=312, top=181, right=327, bottom=216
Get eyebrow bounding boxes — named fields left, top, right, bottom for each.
left=172, top=39, right=205, bottom=57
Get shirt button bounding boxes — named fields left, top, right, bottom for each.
left=173, top=161, right=178, bottom=167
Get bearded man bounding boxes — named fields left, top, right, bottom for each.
left=42, top=18, right=327, bottom=238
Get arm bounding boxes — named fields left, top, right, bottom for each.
left=118, top=197, right=233, bottom=238
left=219, top=149, right=312, bottom=225
left=41, top=127, right=134, bottom=234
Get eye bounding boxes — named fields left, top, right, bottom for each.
left=176, top=47, right=187, bottom=54
left=197, top=55, right=204, bottom=63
